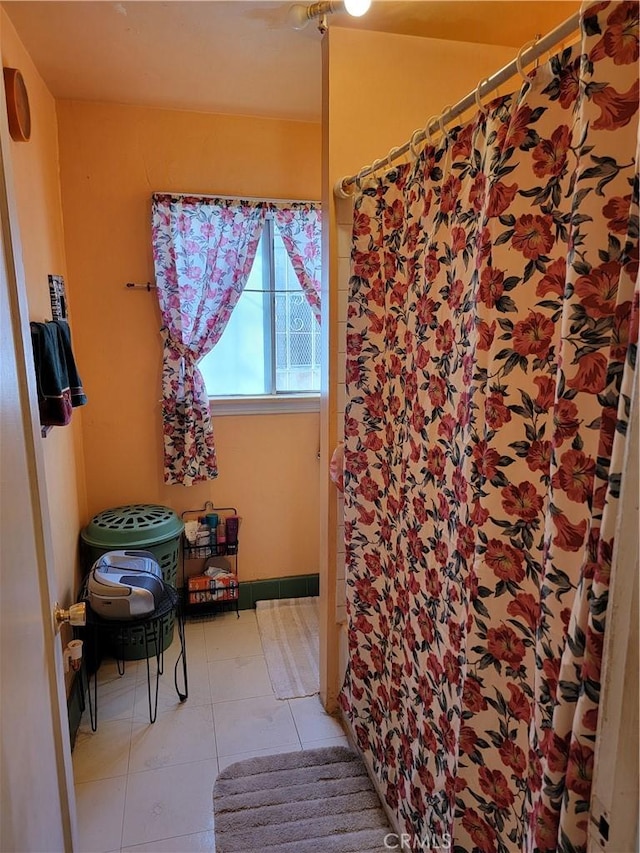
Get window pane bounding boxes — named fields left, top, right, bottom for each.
left=199, top=251, right=267, bottom=396
left=201, top=220, right=321, bottom=398
left=274, top=232, right=297, bottom=291
left=274, top=290, right=320, bottom=393
left=273, top=227, right=320, bottom=393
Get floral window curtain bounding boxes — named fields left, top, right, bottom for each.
left=273, top=204, right=322, bottom=324
left=339, top=3, right=638, bottom=853
left=152, top=194, right=266, bottom=485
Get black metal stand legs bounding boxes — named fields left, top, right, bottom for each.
left=82, top=597, right=188, bottom=731
left=174, top=606, right=188, bottom=703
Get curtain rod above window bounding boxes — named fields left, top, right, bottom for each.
left=125, top=283, right=314, bottom=294
left=334, top=10, right=580, bottom=198
left=153, top=191, right=320, bottom=206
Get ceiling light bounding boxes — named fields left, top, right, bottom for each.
left=343, top=0, right=371, bottom=16
left=289, top=0, right=372, bottom=32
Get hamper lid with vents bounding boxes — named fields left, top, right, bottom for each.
left=81, top=504, right=184, bottom=548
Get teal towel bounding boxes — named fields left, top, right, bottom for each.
left=30, top=320, right=86, bottom=426
left=30, top=321, right=72, bottom=425
left=53, top=319, right=87, bottom=407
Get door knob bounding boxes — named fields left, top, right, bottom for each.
left=54, top=601, right=86, bottom=632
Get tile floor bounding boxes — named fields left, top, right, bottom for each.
left=73, top=609, right=349, bottom=852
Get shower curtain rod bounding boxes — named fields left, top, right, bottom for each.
left=334, top=10, right=581, bottom=198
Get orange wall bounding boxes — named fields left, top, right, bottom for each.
left=56, top=101, right=321, bottom=580
left=326, top=27, right=516, bottom=182
left=1, top=11, right=87, bottom=608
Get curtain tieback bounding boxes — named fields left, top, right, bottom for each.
left=160, top=327, right=198, bottom=364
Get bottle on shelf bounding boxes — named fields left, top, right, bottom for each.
left=226, top=515, right=239, bottom=554
left=205, top=513, right=219, bottom=554
left=216, top=521, right=227, bottom=555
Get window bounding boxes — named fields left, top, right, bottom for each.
left=199, top=214, right=321, bottom=400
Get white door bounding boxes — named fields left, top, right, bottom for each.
left=0, top=89, right=76, bottom=851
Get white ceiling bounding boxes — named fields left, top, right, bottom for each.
left=3, top=1, right=579, bottom=122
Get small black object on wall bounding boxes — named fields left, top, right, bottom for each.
left=48, top=274, right=67, bottom=321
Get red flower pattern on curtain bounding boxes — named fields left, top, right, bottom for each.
left=152, top=195, right=266, bottom=485
left=339, top=3, right=638, bottom=852
left=273, top=204, right=322, bottom=324
left=152, top=196, right=322, bottom=485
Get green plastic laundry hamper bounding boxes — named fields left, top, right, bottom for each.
left=80, top=504, right=184, bottom=660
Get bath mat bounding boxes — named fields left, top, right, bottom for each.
left=256, top=597, right=319, bottom=699
left=212, top=746, right=392, bottom=852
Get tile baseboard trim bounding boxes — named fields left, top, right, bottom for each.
left=238, top=573, right=319, bottom=610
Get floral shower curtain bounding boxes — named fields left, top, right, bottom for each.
left=340, top=3, right=638, bottom=852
